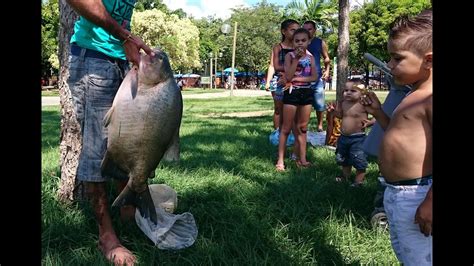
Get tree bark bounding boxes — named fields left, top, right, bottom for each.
left=57, top=0, right=82, bottom=203
left=336, top=0, right=350, bottom=101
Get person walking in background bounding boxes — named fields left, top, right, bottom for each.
left=303, top=20, right=331, bottom=132
left=66, top=0, right=154, bottom=265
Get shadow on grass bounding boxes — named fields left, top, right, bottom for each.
left=42, top=105, right=382, bottom=264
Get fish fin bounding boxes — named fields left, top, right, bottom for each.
left=100, top=152, right=128, bottom=180
left=103, top=106, right=115, bottom=127
left=112, top=186, right=158, bottom=224
left=131, top=77, right=138, bottom=99
left=162, top=129, right=180, bottom=162
left=128, top=66, right=139, bottom=99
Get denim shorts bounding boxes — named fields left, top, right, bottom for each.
left=272, top=83, right=284, bottom=101
left=311, top=79, right=325, bottom=111
left=381, top=178, right=432, bottom=265
left=67, top=47, right=130, bottom=182
left=335, top=133, right=368, bottom=170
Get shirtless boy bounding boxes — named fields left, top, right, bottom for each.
left=327, top=80, right=373, bottom=186
left=360, top=10, right=432, bottom=265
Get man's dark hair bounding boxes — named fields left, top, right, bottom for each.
left=303, top=20, right=316, bottom=29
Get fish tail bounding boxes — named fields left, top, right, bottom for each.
left=112, top=186, right=158, bottom=224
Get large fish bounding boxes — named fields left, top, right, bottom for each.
left=101, top=48, right=183, bottom=224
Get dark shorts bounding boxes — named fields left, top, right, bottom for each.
left=67, top=45, right=130, bottom=182
left=335, top=133, right=368, bottom=170
left=283, top=87, right=313, bottom=106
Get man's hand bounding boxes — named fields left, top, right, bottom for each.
left=321, top=70, right=330, bottom=82
left=123, top=33, right=154, bottom=66
left=414, top=194, right=432, bottom=237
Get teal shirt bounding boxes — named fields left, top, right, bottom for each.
left=70, top=0, right=136, bottom=60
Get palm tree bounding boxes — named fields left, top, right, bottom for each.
left=286, top=0, right=338, bottom=35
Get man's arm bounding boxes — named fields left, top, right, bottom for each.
left=321, top=40, right=331, bottom=81
left=66, top=0, right=153, bottom=65
left=67, top=0, right=129, bottom=42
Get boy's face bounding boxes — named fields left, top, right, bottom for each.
left=293, top=33, right=309, bottom=50
left=387, top=38, right=431, bottom=86
left=303, top=23, right=316, bottom=39
left=343, top=83, right=363, bottom=101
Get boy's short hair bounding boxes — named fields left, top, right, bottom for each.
left=346, top=78, right=367, bottom=93
left=389, top=9, right=432, bottom=56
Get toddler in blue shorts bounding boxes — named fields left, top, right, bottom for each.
left=327, top=80, right=374, bottom=186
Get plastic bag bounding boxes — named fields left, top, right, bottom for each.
left=269, top=129, right=295, bottom=147
left=307, top=131, right=326, bottom=147
left=135, top=184, right=198, bottom=250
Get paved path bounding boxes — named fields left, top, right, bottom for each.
left=42, top=89, right=273, bottom=106
left=42, top=97, right=61, bottom=106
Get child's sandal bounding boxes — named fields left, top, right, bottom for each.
left=296, top=161, right=312, bottom=168
left=275, top=164, right=285, bottom=172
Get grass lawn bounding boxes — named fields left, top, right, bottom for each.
left=42, top=94, right=396, bottom=265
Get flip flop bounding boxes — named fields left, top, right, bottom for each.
left=296, top=161, right=312, bottom=168
left=275, top=164, right=285, bottom=172
left=350, top=182, right=364, bottom=187
left=335, top=176, right=346, bottom=182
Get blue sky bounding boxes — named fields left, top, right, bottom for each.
left=162, top=0, right=299, bottom=19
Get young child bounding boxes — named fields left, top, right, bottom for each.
left=360, top=10, right=432, bottom=265
left=275, top=28, right=318, bottom=171
left=327, top=80, right=374, bottom=186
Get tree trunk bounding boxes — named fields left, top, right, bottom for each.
left=57, top=0, right=82, bottom=203
left=336, top=0, right=350, bottom=101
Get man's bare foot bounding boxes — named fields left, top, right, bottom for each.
left=99, top=234, right=136, bottom=266
left=120, top=205, right=136, bottom=222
